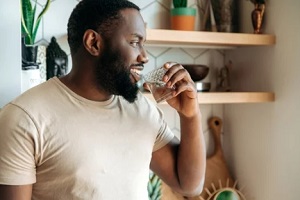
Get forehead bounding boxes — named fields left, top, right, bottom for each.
left=117, top=8, right=146, bottom=38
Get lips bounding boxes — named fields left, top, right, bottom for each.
left=130, top=65, right=144, bottom=82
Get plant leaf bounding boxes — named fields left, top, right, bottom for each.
left=32, top=0, right=51, bottom=43
left=173, top=0, right=187, bottom=8
left=31, top=3, right=37, bottom=40
left=21, top=0, right=34, bottom=44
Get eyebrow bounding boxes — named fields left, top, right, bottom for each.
left=131, top=33, right=146, bottom=42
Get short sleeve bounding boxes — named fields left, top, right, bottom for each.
left=153, top=120, right=174, bottom=152
left=0, top=103, right=37, bottom=185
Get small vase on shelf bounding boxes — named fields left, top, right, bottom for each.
left=251, top=2, right=265, bottom=34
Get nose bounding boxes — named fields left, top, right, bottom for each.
left=137, top=48, right=149, bottom=64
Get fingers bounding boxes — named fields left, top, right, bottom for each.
left=142, top=82, right=150, bottom=92
left=163, top=62, right=193, bottom=89
left=175, top=81, right=196, bottom=94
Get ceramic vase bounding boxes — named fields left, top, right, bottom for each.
left=251, top=3, right=265, bottom=34
left=210, top=0, right=239, bottom=32
left=21, top=39, right=46, bottom=92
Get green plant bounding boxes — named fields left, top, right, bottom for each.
left=21, top=0, right=51, bottom=45
left=148, top=173, right=162, bottom=200
left=173, top=0, right=187, bottom=8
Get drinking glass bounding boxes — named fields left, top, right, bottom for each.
left=141, top=66, right=175, bottom=103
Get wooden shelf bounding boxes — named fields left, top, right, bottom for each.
left=143, top=92, right=275, bottom=104
left=59, top=29, right=276, bottom=104
left=146, top=29, right=276, bottom=49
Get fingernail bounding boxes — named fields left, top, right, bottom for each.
left=167, top=81, right=172, bottom=87
left=163, top=75, right=169, bottom=82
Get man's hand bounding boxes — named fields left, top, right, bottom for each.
left=150, top=62, right=206, bottom=197
left=163, top=62, right=198, bottom=117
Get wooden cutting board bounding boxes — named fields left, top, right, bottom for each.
left=193, top=116, right=234, bottom=199
left=161, top=116, right=234, bottom=200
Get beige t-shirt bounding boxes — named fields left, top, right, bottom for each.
left=0, top=77, right=174, bottom=200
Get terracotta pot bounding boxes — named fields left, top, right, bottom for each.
left=171, top=7, right=196, bottom=31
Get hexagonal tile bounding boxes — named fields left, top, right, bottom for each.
left=145, top=46, right=169, bottom=57
left=141, top=2, right=170, bottom=29
left=156, top=48, right=193, bottom=68
left=130, top=0, right=155, bottom=10
left=182, top=48, right=208, bottom=59
left=43, top=0, right=78, bottom=42
left=188, top=0, right=198, bottom=7
left=156, top=0, right=171, bottom=10
left=142, top=52, right=156, bottom=75
left=56, top=35, right=70, bottom=55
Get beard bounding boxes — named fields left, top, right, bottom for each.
left=94, top=46, right=139, bottom=103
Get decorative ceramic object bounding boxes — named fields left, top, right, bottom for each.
left=21, top=65, right=41, bottom=92
left=247, top=0, right=265, bottom=34
left=251, top=3, right=265, bottom=34
left=217, top=61, right=232, bottom=92
left=171, top=0, right=196, bottom=31
left=21, top=43, right=46, bottom=92
left=210, top=0, right=239, bottom=32
left=46, top=37, right=68, bottom=79
left=182, top=64, right=209, bottom=82
left=171, top=8, right=196, bottom=31
left=37, top=45, right=47, bottom=82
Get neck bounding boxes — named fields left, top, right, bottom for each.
left=59, top=57, right=112, bottom=102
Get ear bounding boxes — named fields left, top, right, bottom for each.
left=83, top=29, right=102, bottom=56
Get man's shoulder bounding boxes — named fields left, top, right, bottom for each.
left=10, top=78, right=62, bottom=111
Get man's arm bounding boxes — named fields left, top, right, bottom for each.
left=150, top=113, right=206, bottom=197
left=150, top=62, right=206, bottom=197
left=0, top=184, right=32, bottom=200
left=0, top=105, right=37, bottom=200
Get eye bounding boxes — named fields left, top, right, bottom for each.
left=130, top=41, right=139, bottom=47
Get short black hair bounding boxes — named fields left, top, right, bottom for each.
left=67, top=0, right=140, bottom=54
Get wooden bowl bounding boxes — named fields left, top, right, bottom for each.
left=182, top=64, right=209, bottom=82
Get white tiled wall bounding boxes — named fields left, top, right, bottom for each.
left=35, top=0, right=225, bottom=154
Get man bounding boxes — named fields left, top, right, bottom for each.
left=0, top=0, right=206, bottom=199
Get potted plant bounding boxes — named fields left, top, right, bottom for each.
left=21, top=0, right=51, bottom=67
left=171, top=0, right=196, bottom=31
left=21, top=0, right=50, bottom=92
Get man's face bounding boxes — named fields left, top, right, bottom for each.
left=95, top=8, right=147, bottom=103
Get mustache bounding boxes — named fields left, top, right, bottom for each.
left=130, top=63, right=144, bottom=68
